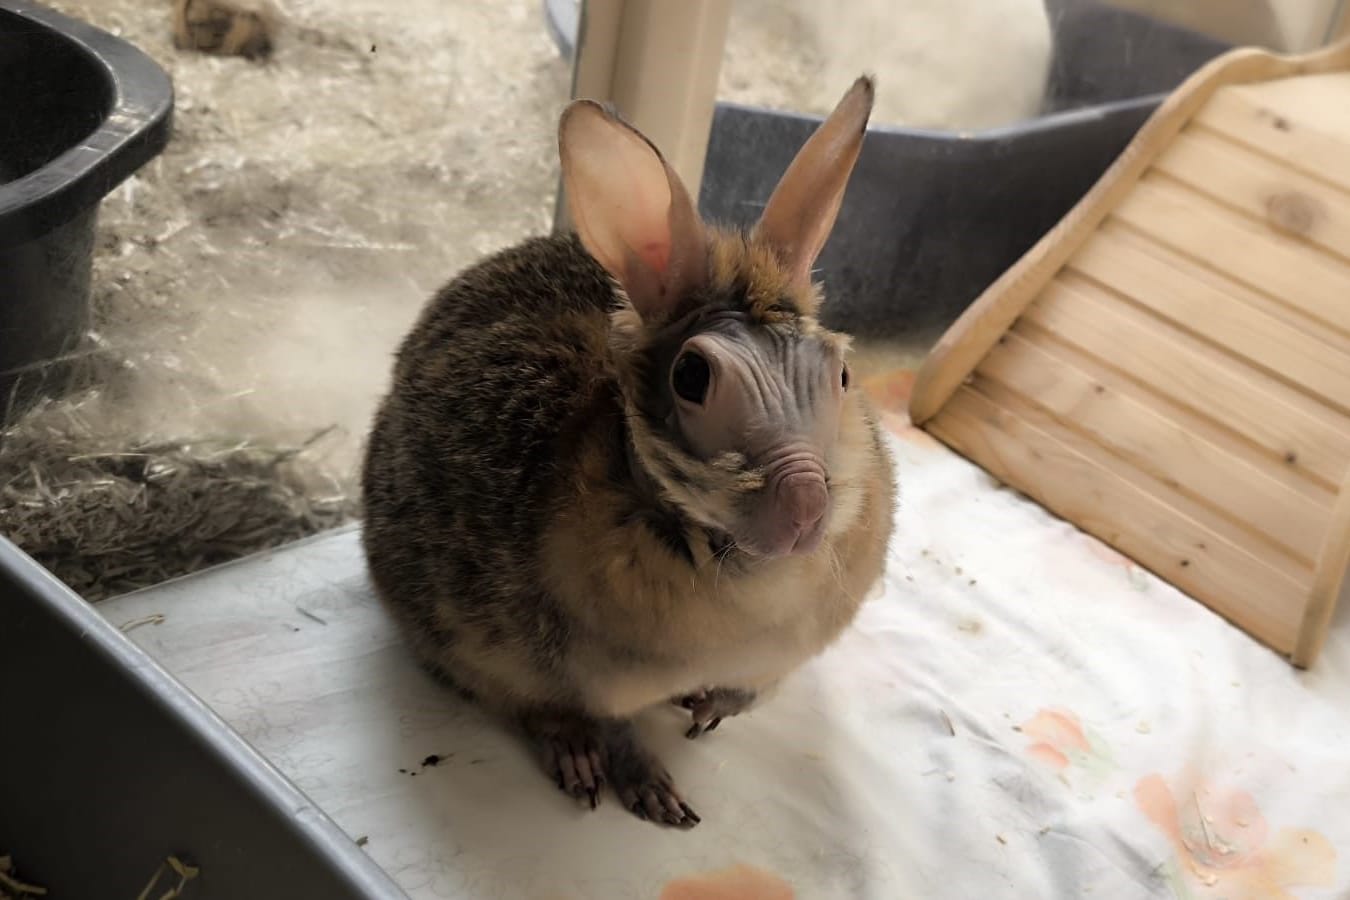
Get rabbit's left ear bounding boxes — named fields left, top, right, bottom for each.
left=754, top=76, right=874, bottom=289
left=559, top=100, right=708, bottom=324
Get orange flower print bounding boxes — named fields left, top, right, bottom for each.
left=659, top=864, right=794, bottom=900
left=1135, top=772, right=1337, bottom=899
left=1021, top=708, right=1113, bottom=775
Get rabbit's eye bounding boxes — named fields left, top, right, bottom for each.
left=841, top=364, right=850, bottom=391
left=671, top=351, right=711, bottom=405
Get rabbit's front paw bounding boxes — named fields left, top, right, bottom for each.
left=672, top=686, right=757, bottom=739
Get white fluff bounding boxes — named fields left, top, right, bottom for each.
left=724, top=0, right=1054, bottom=131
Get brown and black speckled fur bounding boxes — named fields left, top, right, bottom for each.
left=362, top=233, right=618, bottom=699
left=361, top=225, right=896, bottom=822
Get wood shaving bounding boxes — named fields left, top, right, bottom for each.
left=1193, top=793, right=1220, bottom=852
left=121, top=613, right=167, bottom=631
left=0, top=854, right=47, bottom=898
left=135, top=854, right=200, bottom=900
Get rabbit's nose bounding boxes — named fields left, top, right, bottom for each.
left=774, top=471, right=828, bottom=556
left=781, top=473, right=827, bottom=531
left=750, top=447, right=830, bottom=558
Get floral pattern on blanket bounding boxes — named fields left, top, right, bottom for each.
left=857, top=367, right=1346, bottom=900
left=659, top=864, right=795, bottom=900
left=1136, top=773, right=1336, bottom=899
left=1021, top=707, right=1115, bottom=784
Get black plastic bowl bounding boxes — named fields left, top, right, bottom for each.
left=0, top=0, right=173, bottom=418
left=547, top=0, right=1231, bottom=339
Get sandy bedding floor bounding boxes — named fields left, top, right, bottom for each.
left=3, top=0, right=931, bottom=597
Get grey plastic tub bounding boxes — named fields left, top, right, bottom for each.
left=547, top=0, right=1231, bottom=339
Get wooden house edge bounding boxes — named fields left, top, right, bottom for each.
left=908, top=38, right=1350, bottom=426
left=1298, top=473, right=1350, bottom=666
left=906, top=38, right=1350, bottom=667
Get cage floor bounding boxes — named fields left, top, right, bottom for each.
left=97, top=368, right=1350, bottom=900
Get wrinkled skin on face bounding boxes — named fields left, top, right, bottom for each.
left=562, top=75, right=876, bottom=564
left=664, top=313, right=848, bottom=558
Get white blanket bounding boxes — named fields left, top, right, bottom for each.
left=102, top=376, right=1350, bottom=899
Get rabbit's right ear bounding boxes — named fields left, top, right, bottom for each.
left=753, top=76, right=873, bottom=291
left=559, top=101, right=707, bottom=322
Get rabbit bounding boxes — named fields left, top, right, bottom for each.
left=360, top=75, right=897, bottom=828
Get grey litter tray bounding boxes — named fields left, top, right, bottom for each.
left=0, top=536, right=409, bottom=899
left=546, top=0, right=1232, bottom=339
left=0, top=0, right=172, bottom=420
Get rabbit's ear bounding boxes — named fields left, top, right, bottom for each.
left=560, top=101, right=707, bottom=322
left=754, top=76, right=873, bottom=289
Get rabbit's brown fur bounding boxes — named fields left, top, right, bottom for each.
left=362, top=78, right=896, bottom=827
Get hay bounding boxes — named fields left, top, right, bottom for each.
left=0, top=0, right=569, bottom=604
left=0, top=853, right=201, bottom=900
left=135, top=855, right=199, bottom=900
left=0, top=407, right=355, bottom=602
left=0, top=855, right=46, bottom=898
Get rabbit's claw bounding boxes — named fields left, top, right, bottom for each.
left=672, top=686, right=756, bottom=739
